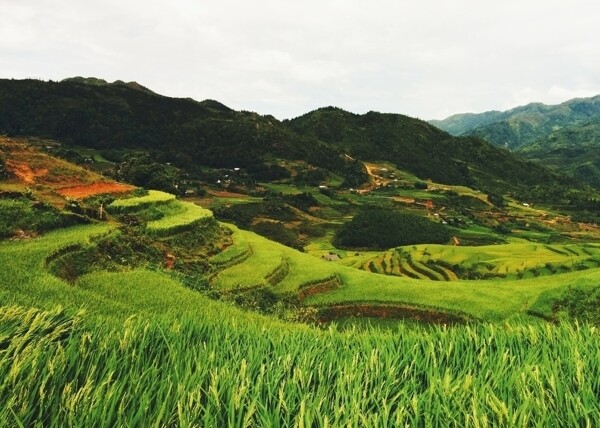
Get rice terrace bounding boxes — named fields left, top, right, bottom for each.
left=2, top=75, right=600, bottom=426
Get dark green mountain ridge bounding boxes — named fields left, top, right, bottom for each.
left=0, top=78, right=579, bottom=198
left=287, top=106, right=574, bottom=195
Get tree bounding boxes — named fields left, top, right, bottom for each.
left=116, top=154, right=179, bottom=194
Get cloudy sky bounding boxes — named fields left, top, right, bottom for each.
left=2, top=0, right=600, bottom=120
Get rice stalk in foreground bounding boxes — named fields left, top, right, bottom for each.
left=1, top=305, right=599, bottom=427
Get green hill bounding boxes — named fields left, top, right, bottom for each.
left=0, top=78, right=585, bottom=200
left=286, top=107, right=576, bottom=195
left=0, top=78, right=359, bottom=183
left=430, top=95, right=600, bottom=189
left=517, top=118, right=600, bottom=188
left=430, top=95, right=600, bottom=150
left=429, top=110, right=505, bottom=135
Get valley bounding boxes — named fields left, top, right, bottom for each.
left=2, top=80, right=600, bottom=425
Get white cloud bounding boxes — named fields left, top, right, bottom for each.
left=1, top=0, right=600, bottom=119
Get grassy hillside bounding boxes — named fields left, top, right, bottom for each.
left=2, top=191, right=600, bottom=425
left=2, top=143, right=600, bottom=424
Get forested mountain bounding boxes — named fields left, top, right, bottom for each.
left=286, top=107, right=574, bottom=195
left=430, top=95, right=600, bottom=150
left=0, top=78, right=580, bottom=197
left=518, top=119, right=600, bottom=188
left=0, top=78, right=360, bottom=181
left=429, top=95, right=600, bottom=188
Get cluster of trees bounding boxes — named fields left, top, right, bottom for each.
left=567, top=196, right=600, bottom=224
left=115, top=154, right=179, bottom=194
left=334, top=209, right=451, bottom=249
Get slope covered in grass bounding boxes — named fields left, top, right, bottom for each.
left=207, top=224, right=600, bottom=321
left=2, top=186, right=600, bottom=425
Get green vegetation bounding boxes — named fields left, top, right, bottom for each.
left=116, top=153, right=181, bottom=193
left=287, top=107, right=574, bottom=196
left=335, top=209, right=451, bottom=249
left=518, top=118, right=600, bottom=188
left=430, top=95, right=600, bottom=189
left=3, top=304, right=600, bottom=426
left=2, top=182, right=600, bottom=425
left=0, top=196, right=85, bottom=238
left=0, top=78, right=365, bottom=186
left=146, top=201, right=213, bottom=236
left=0, top=78, right=585, bottom=201
left=108, top=190, right=175, bottom=212
left=552, top=283, right=600, bottom=324
left=4, top=81, right=600, bottom=425
left=430, top=95, right=600, bottom=149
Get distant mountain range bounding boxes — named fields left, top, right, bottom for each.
left=430, top=95, right=600, bottom=188
left=0, top=77, right=580, bottom=198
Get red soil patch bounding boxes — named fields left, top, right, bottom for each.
left=5, top=160, right=48, bottom=184
left=164, top=253, right=176, bottom=270
left=298, top=277, right=341, bottom=301
left=57, top=182, right=135, bottom=198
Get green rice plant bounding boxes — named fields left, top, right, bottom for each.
left=390, top=253, right=402, bottom=275
left=2, top=212, right=600, bottom=425
left=108, top=190, right=175, bottom=213
left=370, top=257, right=385, bottom=274
left=211, top=232, right=285, bottom=291
left=210, top=227, right=251, bottom=266
left=398, top=257, right=423, bottom=279
left=361, top=242, right=600, bottom=282
left=382, top=251, right=393, bottom=273
left=265, top=258, right=290, bottom=286
left=1, top=304, right=600, bottom=426
left=407, top=257, right=445, bottom=281
left=146, top=201, right=213, bottom=236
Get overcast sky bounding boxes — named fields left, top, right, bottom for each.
left=2, top=0, right=600, bottom=120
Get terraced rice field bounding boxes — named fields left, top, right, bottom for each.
left=146, top=201, right=212, bottom=235
left=108, top=190, right=176, bottom=212
left=358, top=243, right=600, bottom=281
left=108, top=190, right=213, bottom=235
